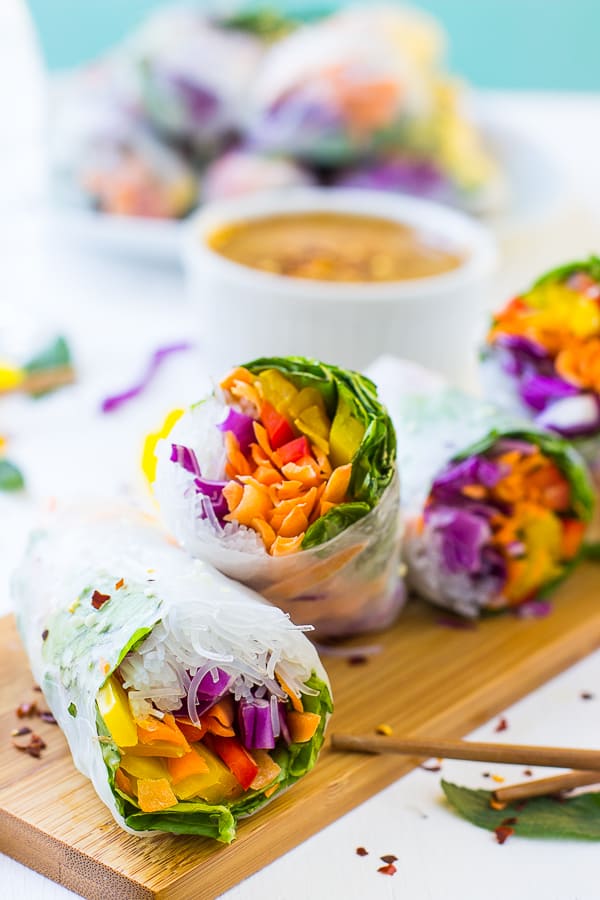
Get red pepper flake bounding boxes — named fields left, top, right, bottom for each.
left=482, top=771, right=491, bottom=778
left=501, top=817, right=518, bottom=827
left=91, top=590, right=111, bottom=609
left=115, top=578, right=125, bottom=590
left=377, top=864, right=397, bottom=876
left=380, top=854, right=398, bottom=864
left=421, top=763, right=442, bottom=772
left=39, top=711, right=57, bottom=725
left=16, top=701, right=38, bottom=718
left=494, top=825, right=514, bottom=845
left=355, top=847, right=368, bottom=857
left=12, top=732, right=47, bottom=759
left=523, top=769, right=533, bottom=777
left=41, top=629, right=49, bottom=641
left=348, top=655, right=368, bottom=666
left=494, top=717, right=508, bottom=733
left=580, top=691, right=595, bottom=700
left=11, top=727, right=31, bottom=737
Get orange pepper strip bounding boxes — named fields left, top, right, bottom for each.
left=137, top=714, right=190, bottom=748
left=137, top=778, right=177, bottom=813
left=224, top=431, right=252, bottom=477
left=229, top=379, right=262, bottom=413
left=253, top=422, right=280, bottom=465
left=115, top=768, right=133, bottom=796
left=168, top=750, right=210, bottom=785
left=271, top=534, right=305, bottom=556
left=323, top=464, right=352, bottom=503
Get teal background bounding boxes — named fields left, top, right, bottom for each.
left=26, top=0, right=600, bottom=89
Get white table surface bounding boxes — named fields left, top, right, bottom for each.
left=2, top=2, right=600, bottom=898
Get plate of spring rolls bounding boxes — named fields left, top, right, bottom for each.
left=46, top=3, right=563, bottom=260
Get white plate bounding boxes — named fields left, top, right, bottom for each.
left=46, top=117, right=565, bottom=264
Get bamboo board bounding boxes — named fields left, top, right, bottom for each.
left=2, top=566, right=600, bottom=900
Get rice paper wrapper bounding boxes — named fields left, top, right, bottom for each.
left=367, top=355, right=594, bottom=616
left=12, top=509, right=331, bottom=841
left=153, top=390, right=404, bottom=640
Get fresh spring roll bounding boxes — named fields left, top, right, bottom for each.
left=147, top=357, right=402, bottom=638
left=481, top=258, right=600, bottom=467
left=368, top=356, right=594, bottom=618
left=12, top=511, right=332, bottom=842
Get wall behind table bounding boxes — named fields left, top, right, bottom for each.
left=26, top=0, right=600, bottom=89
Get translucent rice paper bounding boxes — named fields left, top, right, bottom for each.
left=127, top=7, right=265, bottom=149
left=247, top=7, right=433, bottom=164
left=12, top=509, right=330, bottom=838
left=367, top=355, right=593, bottom=617
left=153, top=397, right=404, bottom=640
left=202, top=150, right=315, bottom=204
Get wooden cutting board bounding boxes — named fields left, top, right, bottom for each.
left=2, top=566, right=600, bottom=900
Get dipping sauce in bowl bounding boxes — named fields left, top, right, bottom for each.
left=207, top=211, right=465, bottom=282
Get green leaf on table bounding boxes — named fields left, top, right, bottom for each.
left=442, top=780, right=600, bottom=840
left=0, top=459, right=24, bottom=491
left=24, top=335, right=71, bottom=374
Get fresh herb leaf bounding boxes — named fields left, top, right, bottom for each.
left=24, top=336, right=71, bottom=374
left=442, top=780, right=600, bottom=840
left=0, top=459, right=24, bottom=491
left=67, top=702, right=77, bottom=718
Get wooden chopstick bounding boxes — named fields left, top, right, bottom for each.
left=330, top=734, right=600, bottom=771
left=493, top=769, right=600, bottom=803
left=0, top=366, right=75, bottom=397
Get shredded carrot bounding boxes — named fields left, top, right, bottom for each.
left=281, top=461, right=321, bottom=488
left=220, top=366, right=253, bottom=391
left=278, top=508, right=309, bottom=538
left=223, top=480, right=244, bottom=512
left=264, top=784, right=279, bottom=798
left=275, top=672, right=303, bottom=712
left=252, top=517, right=277, bottom=551
left=225, top=482, right=273, bottom=527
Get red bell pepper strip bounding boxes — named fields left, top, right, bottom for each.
left=208, top=734, right=259, bottom=790
left=261, top=401, right=295, bottom=449
left=277, top=435, right=311, bottom=465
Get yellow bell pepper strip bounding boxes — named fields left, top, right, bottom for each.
left=293, top=405, right=330, bottom=454
left=257, top=369, right=298, bottom=413
left=287, top=387, right=328, bottom=420
left=329, top=396, right=365, bottom=467
left=96, top=676, right=138, bottom=747
left=137, top=777, right=178, bottom=813
left=142, top=408, right=184, bottom=485
left=287, top=711, right=321, bottom=744
left=119, top=753, right=169, bottom=781
left=171, top=744, right=242, bottom=803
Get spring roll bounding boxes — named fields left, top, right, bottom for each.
left=148, top=357, right=402, bottom=638
left=368, top=356, right=594, bottom=618
left=481, top=258, right=600, bottom=467
left=12, top=511, right=332, bottom=842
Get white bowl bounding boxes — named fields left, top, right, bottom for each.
left=183, top=187, right=497, bottom=384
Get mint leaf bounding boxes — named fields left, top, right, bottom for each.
left=0, top=459, right=24, bottom=491
left=442, top=780, right=600, bottom=840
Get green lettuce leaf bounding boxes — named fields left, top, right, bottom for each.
left=245, top=356, right=396, bottom=549
left=532, top=255, right=600, bottom=289
left=442, top=780, right=600, bottom=840
left=0, top=459, right=24, bottom=491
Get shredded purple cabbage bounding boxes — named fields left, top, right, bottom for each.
left=170, top=442, right=228, bottom=522
left=170, top=443, right=201, bottom=475
left=427, top=507, right=492, bottom=574
left=186, top=667, right=233, bottom=720
left=238, top=698, right=276, bottom=749
left=100, top=342, right=192, bottom=413
left=431, top=456, right=504, bottom=498
left=519, top=373, right=580, bottom=412
left=218, top=407, right=256, bottom=453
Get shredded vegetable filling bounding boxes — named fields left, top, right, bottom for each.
left=420, top=438, right=585, bottom=609
left=98, top=652, right=324, bottom=814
